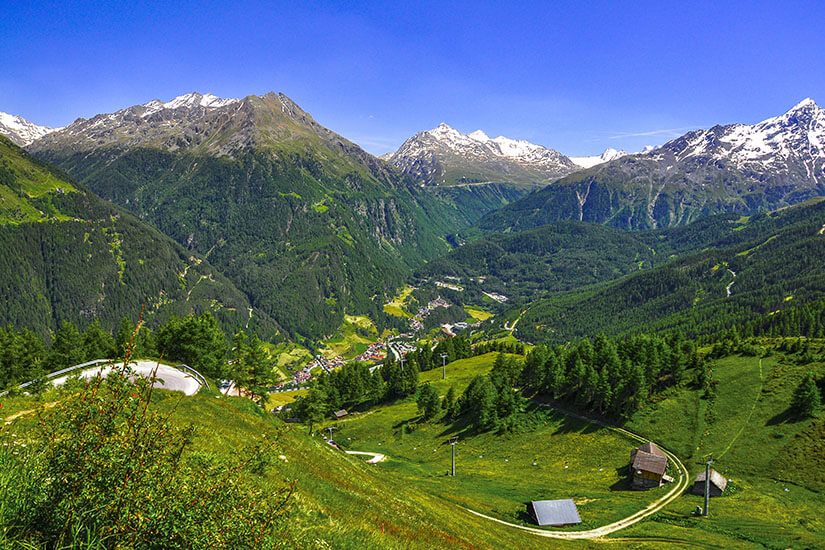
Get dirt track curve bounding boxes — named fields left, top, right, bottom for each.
left=461, top=419, right=690, bottom=540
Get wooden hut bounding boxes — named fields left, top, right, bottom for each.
left=333, top=409, right=349, bottom=419
left=629, top=442, right=668, bottom=489
left=692, top=469, right=728, bottom=497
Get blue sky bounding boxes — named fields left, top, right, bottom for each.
left=2, top=0, right=824, bottom=155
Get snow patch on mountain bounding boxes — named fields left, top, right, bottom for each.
left=0, top=112, right=59, bottom=146
left=570, top=148, right=628, bottom=168
left=141, top=92, right=239, bottom=117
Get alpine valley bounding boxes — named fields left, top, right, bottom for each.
left=3, top=91, right=825, bottom=550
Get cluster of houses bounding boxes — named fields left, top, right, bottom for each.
left=408, top=297, right=450, bottom=332
left=353, top=341, right=387, bottom=362
left=394, top=341, right=418, bottom=356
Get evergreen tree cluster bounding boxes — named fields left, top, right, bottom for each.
left=519, top=333, right=702, bottom=419
left=0, top=312, right=232, bottom=391
left=457, top=352, right=525, bottom=432
left=293, top=359, right=412, bottom=430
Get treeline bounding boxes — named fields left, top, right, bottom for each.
left=519, top=332, right=704, bottom=419
left=293, top=359, right=418, bottom=429
left=0, top=312, right=269, bottom=391
left=443, top=332, right=705, bottom=430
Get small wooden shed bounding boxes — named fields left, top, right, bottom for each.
left=630, top=442, right=668, bottom=489
left=528, top=499, right=581, bottom=526
left=333, top=409, right=349, bottom=419
left=692, top=469, right=728, bottom=497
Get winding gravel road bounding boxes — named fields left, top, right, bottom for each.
left=351, top=408, right=689, bottom=540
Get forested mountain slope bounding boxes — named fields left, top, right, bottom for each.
left=514, top=199, right=825, bottom=344
left=0, top=136, right=272, bottom=338
left=30, top=92, right=480, bottom=339
left=420, top=199, right=825, bottom=307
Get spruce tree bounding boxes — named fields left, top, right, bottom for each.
left=792, top=372, right=821, bottom=418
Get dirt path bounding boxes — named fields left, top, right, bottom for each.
left=461, top=411, right=690, bottom=540
left=715, top=358, right=763, bottom=460
left=3, top=401, right=58, bottom=422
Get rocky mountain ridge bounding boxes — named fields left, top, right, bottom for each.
left=384, top=122, right=579, bottom=187
left=478, top=99, right=825, bottom=232
left=0, top=111, right=59, bottom=146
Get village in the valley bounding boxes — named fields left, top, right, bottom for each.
left=274, top=294, right=482, bottom=392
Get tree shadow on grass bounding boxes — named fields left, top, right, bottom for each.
left=437, top=415, right=473, bottom=439
left=552, top=414, right=601, bottom=435
left=766, top=407, right=802, bottom=426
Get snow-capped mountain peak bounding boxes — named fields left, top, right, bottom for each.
left=569, top=148, right=629, bottom=169
left=387, top=123, right=578, bottom=185
left=789, top=97, right=817, bottom=111
left=468, top=129, right=490, bottom=142
left=141, top=92, right=239, bottom=117
left=666, top=98, right=825, bottom=170
left=0, top=112, right=59, bottom=146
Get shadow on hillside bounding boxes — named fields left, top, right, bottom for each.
left=767, top=408, right=801, bottom=426
left=609, top=467, right=633, bottom=492
left=552, top=414, right=601, bottom=435
left=437, top=416, right=472, bottom=439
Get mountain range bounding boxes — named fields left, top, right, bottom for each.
left=478, top=98, right=825, bottom=231
left=2, top=92, right=825, bottom=340
left=25, top=92, right=481, bottom=339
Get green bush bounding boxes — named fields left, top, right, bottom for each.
left=0, top=364, right=293, bottom=549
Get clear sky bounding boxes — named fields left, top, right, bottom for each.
left=2, top=0, right=824, bottom=156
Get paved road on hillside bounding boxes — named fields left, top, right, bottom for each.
left=344, top=450, right=386, bottom=464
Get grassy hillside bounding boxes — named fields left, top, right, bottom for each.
left=4, top=341, right=824, bottom=548
left=326, top=345, right=825, bottom=548
left=618, top=345, right=825, bottom=548
left=1, top=370, right=608, bottom=550
left=329, top=354, right=673, bottom=529
left=0, top=136, right=276, bottom=338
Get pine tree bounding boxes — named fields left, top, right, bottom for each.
left=791, top=372, right=821, bottom=418
left=47, top=320, right=84, bottom=371
left=416, top=384, right=440, bottom=420
left=244, top=334, right=274, bottom=404
left=442, top=385, right=457, bottom=419
left=82, top=319, right=117, bottom=360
